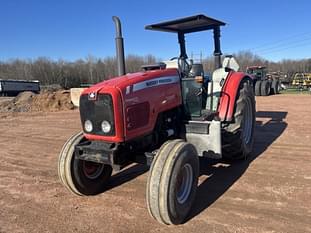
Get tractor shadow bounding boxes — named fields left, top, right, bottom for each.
left=187, top=111, right=288, bottom=222
left=105, top=164, right=149, bottom=191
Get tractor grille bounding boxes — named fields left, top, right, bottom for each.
left=79, top=94, right=115, bottom=136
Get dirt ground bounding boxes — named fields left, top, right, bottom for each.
left=0, top=94, right=310, bottom=233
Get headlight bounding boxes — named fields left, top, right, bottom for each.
left=84, top=120, right=93, bottom=132
left=101, top=120, right=111, bottom=133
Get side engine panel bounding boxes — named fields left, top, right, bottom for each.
left=121, top=74, right=182, bottom=141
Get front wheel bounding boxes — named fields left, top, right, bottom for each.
left=146, top=140, right=199, bottom=225
left=58, top=132, right=112, bottom=195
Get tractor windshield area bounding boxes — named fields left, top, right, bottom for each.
left=181, top=78, right=206, bottom=117
left=179, top=63, right=209, bottom=117
left=146, top=15, right=225, bottom=119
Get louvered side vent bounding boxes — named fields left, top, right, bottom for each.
left=126, top=102, right=150, bottom=130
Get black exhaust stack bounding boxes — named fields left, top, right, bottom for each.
left=213, top=26, right=222, bottom=69
left=112, top=16, right=126, bottom=76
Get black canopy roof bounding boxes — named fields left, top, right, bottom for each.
left=145, top=14, right=225, bottom=34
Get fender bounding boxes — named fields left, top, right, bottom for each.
left=217, top=71, right=253, bottom=122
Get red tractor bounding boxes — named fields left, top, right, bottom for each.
left=58, top=15, right=256, bottom=225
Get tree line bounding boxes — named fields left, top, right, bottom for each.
left=0, top=54, right=157, bottom=89
left=0, top=51, right=310, bottom=88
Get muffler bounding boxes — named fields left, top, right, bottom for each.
left=112, top=16, right=126, bottom=76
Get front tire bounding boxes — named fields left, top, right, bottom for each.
left=146, top=140, right=199, bottom=225
left=222, top=81, right=256, bottom=160
left=58, top=132, right=112, bottom=195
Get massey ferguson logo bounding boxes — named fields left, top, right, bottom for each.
left=88, top=92, right=97, bottom=100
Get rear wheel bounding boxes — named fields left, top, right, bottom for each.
left=58, top=132, right=112, bottom=195
left=254, top=80, right=261, bottom=96
left=261, top=80, right=270, bottom=96
left=222, top=81, right=256, bottom=160
left=271, top=80, right=280, bottom=94
left=146, top=140, right=199, bottom=225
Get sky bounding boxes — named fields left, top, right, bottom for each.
left=1, top=0, right=311, bottom=62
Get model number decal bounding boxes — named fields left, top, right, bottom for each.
left=132, top=76, right=179, bottom=92
left=146, top=80, right=158, bottom=87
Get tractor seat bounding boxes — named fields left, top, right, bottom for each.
left=189, top=63, right=204, bottom=77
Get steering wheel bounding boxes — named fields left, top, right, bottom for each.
left=170, top=57, right=178, bottom=61
left=170, top=57, right=191, bottom=76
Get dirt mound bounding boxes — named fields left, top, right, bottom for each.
left=31, top=90, right=74, bottom=112
left=0, top=91, right=35, bottom=112
left=0, top=90, right=74, bottom=113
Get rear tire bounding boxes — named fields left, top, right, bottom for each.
left=58, top=132, right=112, bottom=195
left=271, top=80, right=279, bottom=94
left=260, top=80, right=270, bottom=96
left=146, top=140, right=199, bottom=225
left=255, top=80, right=261, bottom=96
left=222, top=81, right=256, bottom=160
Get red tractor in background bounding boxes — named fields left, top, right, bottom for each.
left=58, top=15, right=256, bottom=225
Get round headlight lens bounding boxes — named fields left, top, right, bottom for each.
left=84, top=120, right=93, bottom=132
left=101, top=120, right=111, bottom=133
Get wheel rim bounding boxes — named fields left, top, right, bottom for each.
left=82, top=161, right=104, bottom=179
left=176, top=163, right=193, bottom=204
left=242, top=98, right=253, bottom=145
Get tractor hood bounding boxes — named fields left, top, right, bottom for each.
left=79, top=67, right=182, bottom=143
left=82, top=68, right=180, bottom=96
